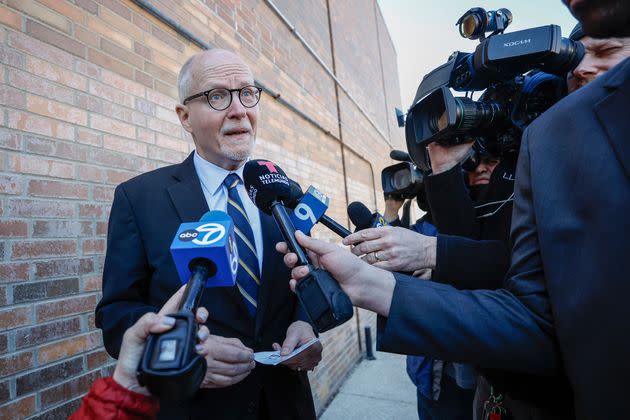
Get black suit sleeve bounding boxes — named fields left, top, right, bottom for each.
left=425, top=165, right=478, bottom=237
left=95, top=184, right=158, bottom=358
left=376, top=129, right=560, bottom=375
left=432, top=234, right=510, bottom=290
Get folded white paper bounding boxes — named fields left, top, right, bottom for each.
left=254, top=337, right=320, bottom=365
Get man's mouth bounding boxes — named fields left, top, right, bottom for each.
left=224, top=128, right=250, bottom=136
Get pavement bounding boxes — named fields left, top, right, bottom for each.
left=319, top=351, right=418, bottom=420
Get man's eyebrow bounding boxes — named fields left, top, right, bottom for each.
left=587, top=39, right=624, bottom=49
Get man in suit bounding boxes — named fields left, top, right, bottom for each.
left=96, top=49, right=321, bottom=420
left=278, top=1, right=630, bottom=418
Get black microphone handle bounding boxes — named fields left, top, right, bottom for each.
left=178, top=263, right=211, bottom=313
left=270, top=201, right=310, bottom=266
left=320, top=215, right=352, bottom=238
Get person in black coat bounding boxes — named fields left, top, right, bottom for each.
left=276, top=1, right=630, bottom=417
left=96, top=49, right=321, bottom=420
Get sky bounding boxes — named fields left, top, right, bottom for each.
left=377, top=0, right=579, bottom=109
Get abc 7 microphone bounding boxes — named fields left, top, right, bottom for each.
left=243, top=160, right=353, bottom=333
left=137, top=210, right=238, bottom=400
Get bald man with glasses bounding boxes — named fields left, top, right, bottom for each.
left=96, top=49, right=321, bottom=420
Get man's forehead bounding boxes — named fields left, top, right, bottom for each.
left=192, top=52, right=254, bottom=88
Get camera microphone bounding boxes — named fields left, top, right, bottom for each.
left=285, top=179, right=352, bottom=238
left=389, top=149, right=412, bottom=162
left=243, top=160, right=353, bottom=333
left=137, top=210, right=238, bottom=400
left=347, top=201, right=388, bottom=231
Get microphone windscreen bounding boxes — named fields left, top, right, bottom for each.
left=199, top=210, right=230, bottom=223
left=348, top=201, right=373, bottom=230
left=389, top=149, right=411, bottom=162
left=284, top=179, right=304, bottom=209
left=243, top=159, right=292, bottom=214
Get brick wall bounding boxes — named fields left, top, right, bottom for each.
left=0, top=0, right=405, bottom=417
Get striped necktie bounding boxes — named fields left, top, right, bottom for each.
left=223, top=173, right=260, bottom=317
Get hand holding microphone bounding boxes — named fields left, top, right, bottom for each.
left=243, top=159, right=353, bottom=333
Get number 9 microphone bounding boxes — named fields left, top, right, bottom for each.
left=243, top=159, right=353, bottom=333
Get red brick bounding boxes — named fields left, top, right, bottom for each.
left=75, top=0, right=98, bottom=15
left=0, top=351, right=34, bottom=377
left=75, top=92, right=103, bottom=113
left=41, top=370, right=101, bottom=409
left=0, top=174, right=22, bottom=194
left=134, top=69, right=153, bottom=88
left=87, top=349, right=111, bottom=369
left=35, top=294, right=97, bottom=322
left=34, top=258, right=93, bottom=279
left=0, top=129, right=20, bottom=150
left=13, top=278, right=79, bottom=304
left=0, top=220, right=27, bottom=237
left=25, top=19, right=85, bottom=57
left=23, top=134, right=89, bottom=161
left=76, top=128, right=102, bottom=147
left=133, top=41, right=152, bottom=60
left=99, top=7, right=142, bottom=40
left=7, top=110, right=74, bottom=141
left=144, top=61, right=177, bottom=85
left=8, top=68, right=75, bottom=105
left=151, top=25, right=184, bottom=52
left=102, top=38, right=144, bottom=69
left=28, top=179, right=89, bottom=199
left=90, top=114, right=136, bottom=139
left=148, top=144, right=186, bottom=164
left=82, top=274, right=102, bottom=292
left=8, top=0, right=72, bottom=34
left=93, top=185, right=115, bottom=202
left=103, top=135, right=146, bottom=156
left=82, top=239, right=105, bottom=255
left=0, top=84, right=25, bottom=108
left=26, top=95, right=88, bottom=126
left=33, top=220, right=92, bottom=238
left=38, top=331, right=101, bottom=364
left=77, top=164, right=104, bottom=183
left=0, top=262, right=29, bottom=283
left=15, top=356, right=83, bottom=396
left=38, top=398, right=82, bottom=419
left=75, top=59, right=101, bottom=79
left=89, top=80, right=134, bottom=108
left=0, top=395, right=36, bottom=419
left=11, top=154, right=74, bottom=178
left=105, top=168, right=135, bottom=185
left=0, top=287, right=6, bottom=306
left=0, top=306, right=32, bottom=332
left=156, top=133, right=188, bottom=153
left=137, top=127, right=155, bottom=144
left=0, top=380, right=8, bottom=404
left=88, top=47, right=133, bottom=79
left=12, top=239, right=77, bottom=259
left=96, top=222, right=108, bottom=236
left=79, top=204, right=103, bottom=219
left=0, top=335, right=7, bottom=354
left=0, top=4, right=21, bottom=30
left=27, top=56, right=87, bottom=90
left=15, top=317, right=81, bottom=349
left=7, top=198, right=75, bottom=218
left=0, top=43, right=24, bottom=68
left=147, top=116, right=181, bottom=137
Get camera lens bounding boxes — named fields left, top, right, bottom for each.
left=459, top=14, right=480, bottom=39
left=392, top=168, right=411, bottom=189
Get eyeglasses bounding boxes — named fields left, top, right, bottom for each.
left=182, top=85, right=263, bottom=110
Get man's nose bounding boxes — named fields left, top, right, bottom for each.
left=573, top=55, right=598, bottom=80
left=226, top=91, right=247, bottom=118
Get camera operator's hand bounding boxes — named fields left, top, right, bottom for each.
left=342, top=226, right=437, bottom=273
left=427, top=141, right=475, bottom=174
left=383, top=195, right=405, bottom=223
left=275, top=231, right=396, bottom=317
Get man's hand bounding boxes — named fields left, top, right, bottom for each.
left=199, top=335, right=256, bottom=388
left=427, top=141, right=474, bottom=174
left=383, top=196, right=405, bottom=222
left=276, top=231, right=396, bottom=316
left=272, top=321, right=322, bottom=372
left=112, top=308, right=210, bottom=396
left=342, top=226, right=437, bottom=273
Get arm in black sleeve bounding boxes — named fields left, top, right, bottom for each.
left=95, top=185, right=158, bottom=358
left=376, top=129, right=560, bottom=375
left=431, top=234, right=510, bottom=290
left=424, top=165, right=478, bottom=237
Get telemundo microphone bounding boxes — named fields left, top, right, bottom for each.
left=243, top=159, right=353, bottom=333
left=347, top=201, right=388, bottom=231
left=285, top=179, right=352, bottom=238
left=137, top=210, right=238, bottom=400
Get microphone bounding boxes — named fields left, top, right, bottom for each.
left=138, top=210, right=238, bottom=400
left=243, top=159, right=353, bottom=333
left=390, top=149, right=412, bottom=162
left=286, top=180, right=352, bottom=238
left=347, top=201, right=388, bottom=231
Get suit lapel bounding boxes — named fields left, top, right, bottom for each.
left=167, top=152, right=253, bottom=327
left=594, top=59, right=630, bottom=180
left=255, top=211, right=281, bottom=336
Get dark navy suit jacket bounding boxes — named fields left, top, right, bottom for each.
left=95, top=152, right=315, bottom=420
left=377, top=58, right=630, bottom=419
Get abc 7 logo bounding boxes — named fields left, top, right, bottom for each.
left=179, top=223, right=227, bottom=246
left=228, top=235, right=239, bottom=275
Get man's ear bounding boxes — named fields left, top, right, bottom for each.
left=176, top=104, right=193, bottom=133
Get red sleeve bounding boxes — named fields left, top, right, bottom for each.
left=70, top=377, right=160, bottom=420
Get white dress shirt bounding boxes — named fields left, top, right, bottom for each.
left=193, top=151, right=264, bottom=271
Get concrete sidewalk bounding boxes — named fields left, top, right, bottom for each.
left=319, top=351, right=417, bottom=420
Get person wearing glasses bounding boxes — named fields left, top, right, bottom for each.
left=95, top=49, right=321, bottom=420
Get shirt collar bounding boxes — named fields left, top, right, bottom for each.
left=193, top=150, right=246, bottom=195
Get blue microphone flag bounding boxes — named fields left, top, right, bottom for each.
left=289, top=186, right=330, bottom=234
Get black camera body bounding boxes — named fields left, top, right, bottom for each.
left=381, top=161, right=424, bottom=199
left=404, top=22, right=584, bottom=173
